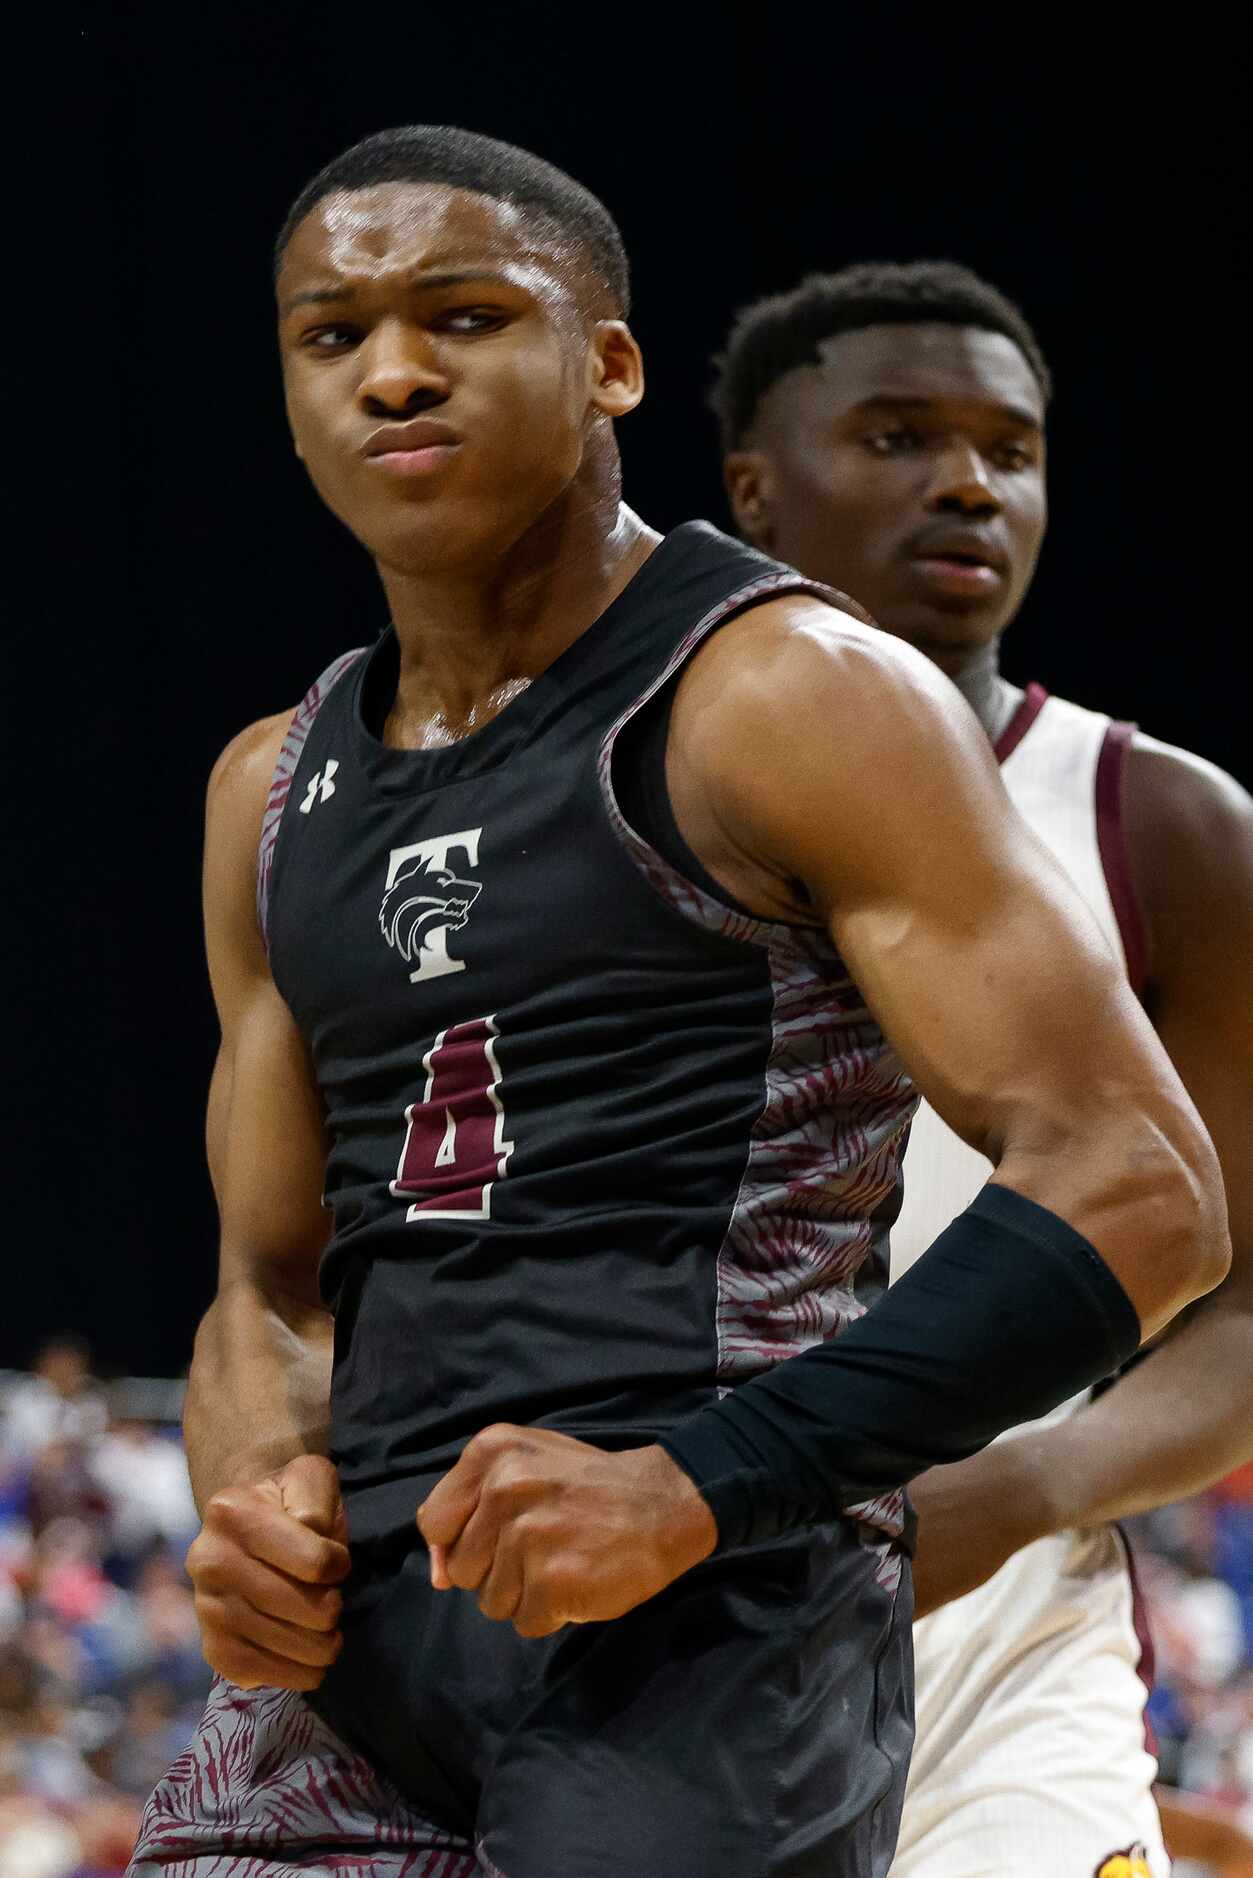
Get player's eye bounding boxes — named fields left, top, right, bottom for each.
left=434, top=307, right=510, bottom=335
left=863, top=427, right=922, bottom=457
left=993, top=440, right=1035, bottom=471
left=300, top=325, right=359, bottom=352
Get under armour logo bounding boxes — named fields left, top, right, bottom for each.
left=299, top=759, right=339, bottom=814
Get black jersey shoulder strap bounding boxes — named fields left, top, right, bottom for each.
left=256, top=648, right=366, bottom=947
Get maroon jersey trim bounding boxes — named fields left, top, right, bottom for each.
left=993, top=679, right=1049, bottom=763
left=1096, top=720, right=1150, bottom=997
left=1114, top=1525, right=1160, bottom=1761
left=256, top=648, right=367, bottom=947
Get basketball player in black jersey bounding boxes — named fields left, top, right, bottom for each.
left=133, top=136, right=1227, bottom=1878
left=712, top=261, right=1253, bottom=1874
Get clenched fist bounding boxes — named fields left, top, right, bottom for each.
left=187, top=1454, right=350, bottom=1691
left=417, top=1425, right=718, bottom=1638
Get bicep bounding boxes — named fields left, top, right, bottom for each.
left=696, top=611, right=1198, bottom=1198
left=203, top=717, right=331, bottom=1294
left=805, top=712, right=1225, bottom=1319
left=830, top=784, right=1157, bottom=1179
left=211, top=980, right=331, bottom=1283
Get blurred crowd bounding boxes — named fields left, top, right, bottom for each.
left=1130, top=1469, right=1253, bottom=1871
left=0, top=1340, right=204, bottom=1877
left=0, top=1338, right=1249, bottom=1877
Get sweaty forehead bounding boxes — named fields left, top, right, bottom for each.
left=763, top=323, right=1043, bottom=433
left=279, top=181, right=573, bottom=300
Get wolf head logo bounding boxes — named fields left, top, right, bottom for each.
left=379, top=860, right=482, bottom=965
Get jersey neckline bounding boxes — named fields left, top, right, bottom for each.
left=993, top=680, right=1050, bottom=764
left=347, top=521, right=722, bottom=795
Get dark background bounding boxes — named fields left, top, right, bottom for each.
left=9, top=9, right=1246, bottom=1375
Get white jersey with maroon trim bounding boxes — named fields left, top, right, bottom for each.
left=889, top=686, right=1169, bottom=1878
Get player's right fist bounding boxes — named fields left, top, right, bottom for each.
left=186, top=1454, right=350, bottom=1693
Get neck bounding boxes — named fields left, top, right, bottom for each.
left=376, top=435, right=659, bottom=749
left=947, top=640, right=1023, bottom=746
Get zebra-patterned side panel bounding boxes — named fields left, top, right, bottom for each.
left=128, top=1677, right=476, bottom=1876
left=256, top=649, right=366, bottom=948
left=718, top=927, right=916, bottom=1549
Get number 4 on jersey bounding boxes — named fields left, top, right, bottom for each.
left=391, top=1016, right=514, bottom=1221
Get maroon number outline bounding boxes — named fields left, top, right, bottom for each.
left=390, top=1014, right=514, bottom=1221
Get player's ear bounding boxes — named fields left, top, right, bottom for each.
left=588, top=321, right=645, bottom=419
left=724, top=450, right=775, bottom=550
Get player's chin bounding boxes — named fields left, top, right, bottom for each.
left=364, top=483, right=543, bottom=574
left=894, top=594, right=1011, bottom=654
left=354, top=503, right=489, bottom=575
left=913, top=584, right=1010, bottom=625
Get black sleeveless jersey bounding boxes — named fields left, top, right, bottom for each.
left=260, top=523, right=916, bottom=1544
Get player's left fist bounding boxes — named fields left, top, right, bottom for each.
left=416, top=1425, right=718, bottom=1637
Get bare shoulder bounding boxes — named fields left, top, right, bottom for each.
left=203, top=710, right=297, bottom=951
left=1127, top=733, right=1253, bottom=839
left=665, top=592, right=1013, bottom=919
left=1124, top=733, right=1253, bottom=986
left=675, top=591, right=989, bottom=778
left=208, top=710, right=297, bottom=827
left=1126, top=732, right=1253, bottom=889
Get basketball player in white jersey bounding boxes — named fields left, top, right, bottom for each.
left=712, top=261, right=1253, bottom=1877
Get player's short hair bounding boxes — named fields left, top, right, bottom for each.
left=274, top=125, right=630, bottom=318
left=710, top=260, right=1052, bottom=450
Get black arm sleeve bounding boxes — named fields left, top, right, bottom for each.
left=659, top=1183, right=1142, bottom=1551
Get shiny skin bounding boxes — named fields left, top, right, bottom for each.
left=277, top=182, right=642, bottom=582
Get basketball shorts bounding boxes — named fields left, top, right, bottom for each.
left=131, top=1516, right=912, bottom=1877
left=889, top=1525, right=1169, bottom=1878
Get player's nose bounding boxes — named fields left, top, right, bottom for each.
left=926, top=438, right=1001, bottom=518
left=358, top=318, right=452, bottom=417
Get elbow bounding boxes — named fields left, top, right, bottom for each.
left=1005, top=1087, right=1230, bottom=1338
left=1155, top=1127, right=1232, bottom=1318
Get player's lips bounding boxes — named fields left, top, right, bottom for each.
left=907, top=529, right=1008, bottom=597
left=363, top=418, right=462, bottom=476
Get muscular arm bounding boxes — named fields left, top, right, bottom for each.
left=925, top=743, right=1253, bottom=1573
left=186, top=715, right=334, bottom=1509
left=417, top=601, right=1229, bottom=1632
left=665, top=605, right=1227, bottom=1331
left=647, top=605, right=1230, bottom=1547
left=183, top=716, right=348, bottom=1690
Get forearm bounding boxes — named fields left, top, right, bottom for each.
left=1022, top=1277, right=1253, bottom=1530
left=661, top=1184, right=1144, bottom=1548
left=184, top=1275, right=333, bottom=1513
